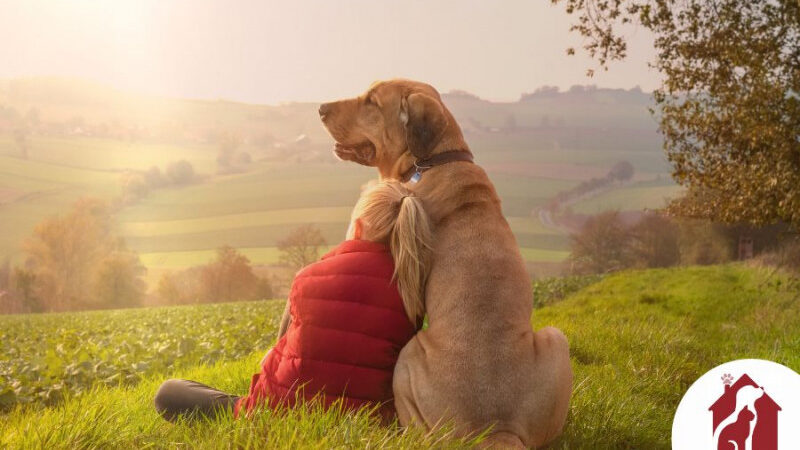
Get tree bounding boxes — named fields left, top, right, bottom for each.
left=629, top=213, right=680, bottom=268
left=199, top=246, right=261, bottom=303
left=120, top=172, right=149, bottom=204
left=12, top=267, right=39, bottom=312
left=144, top=166, right=166, bottom=188
left=277, top=225, right=327, bottom=271
left=608, top=161, right=634, bottom=182
left=23, top=198, right=113, bottom=311
left=552, top=0, right=800, bottom=228
left=22, top=198, right=145, bottom=311
left=157, top=268, right=203, bottom=305
left=165, top=160, right=195, bottom=185
left=216, top=133, right=240, bottom=169
left=570, top=211, right=633, bottom=274
left=678, top=220, right=733, bottom=265
left=156, top=250, right=273, bottom=305
left=92, top=251, right=147, bottom=308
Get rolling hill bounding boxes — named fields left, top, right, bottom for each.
left=0, top=78, right=680, bottom=286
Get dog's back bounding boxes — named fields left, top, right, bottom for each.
left=394, top=164, right=572, bottom=447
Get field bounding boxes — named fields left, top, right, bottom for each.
left=0, top=80, right=685, bottom=290
left=0, top=300, right=286, bottom=409
left=1, top=264, right=798, bottom=448
left=570, top=181, right=684, bottom=214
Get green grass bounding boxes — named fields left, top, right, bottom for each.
left=537, top=264, right=799, bottom=448
left=2, top=264, right=797, bottom=448
left=0, top=355, right=479, bottom=450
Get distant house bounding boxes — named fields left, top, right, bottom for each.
left=709, top=373, right=781, bottom=450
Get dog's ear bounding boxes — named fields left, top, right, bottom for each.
left=401, top=93, right=448, bottom=160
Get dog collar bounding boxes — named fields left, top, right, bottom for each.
left=401, top=150, right=474, bottom=183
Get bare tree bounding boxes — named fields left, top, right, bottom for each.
left=277, top=225, right=327, bottom=271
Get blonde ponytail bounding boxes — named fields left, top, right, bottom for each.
left=351, top=180, right=432, bottom=325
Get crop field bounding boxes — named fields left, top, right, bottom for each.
left=0, top=300, right=285, bottom=411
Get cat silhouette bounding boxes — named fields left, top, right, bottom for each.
left=717, top=406, right=755, bottom=450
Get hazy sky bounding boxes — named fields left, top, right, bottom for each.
left=1, top=0, right=660, bottom=104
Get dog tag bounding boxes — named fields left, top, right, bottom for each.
left=410, top=171, right=421, bottom=183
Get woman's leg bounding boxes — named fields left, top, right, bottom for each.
left=154, top=379, right=240, bottom=422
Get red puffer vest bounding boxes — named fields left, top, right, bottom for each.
left=235, top=239, right=416, bottom=420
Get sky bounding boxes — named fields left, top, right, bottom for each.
left=1, top=0, right=660, bottom=104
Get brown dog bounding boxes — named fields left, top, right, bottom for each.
left=319, top=79, right=572, bottom=449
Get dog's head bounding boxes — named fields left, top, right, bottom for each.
left=319, top=79, right=466, bottom=178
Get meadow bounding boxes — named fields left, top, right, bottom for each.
left=1, top=264, right=798, bottom=448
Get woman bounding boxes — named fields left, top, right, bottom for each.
left=154, top=180, right=431, bottom=422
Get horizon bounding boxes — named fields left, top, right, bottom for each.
left=1, top=0, right=659, bottom=104
left=1, top=75, right=654, bottom=106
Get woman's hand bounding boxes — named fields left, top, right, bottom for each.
left=260, top=349, right=272, bottom=367
left=277, top=298, right=291, bottom=339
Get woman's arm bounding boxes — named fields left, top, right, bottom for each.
left=277, top=298, right=291, bottom=339
left=261, top=299, right=292, bottom=367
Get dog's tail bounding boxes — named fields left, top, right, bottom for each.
left=478, top=431, right=525, bottom=449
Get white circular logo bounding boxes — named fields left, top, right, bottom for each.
left=672, top=359, right=800, bottom=449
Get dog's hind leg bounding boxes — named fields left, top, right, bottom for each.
left=392, top=338, right=429, bottom=429
left=478, top=431, right=525, bottom=449
left=527, top=326, right=573, bottom=448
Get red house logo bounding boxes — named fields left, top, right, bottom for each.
left=709, top=373, right=781, bottom=450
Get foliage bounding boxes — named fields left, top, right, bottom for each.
left=119, top=172, right=149, bottom=204
left=569, top=211, right=741, bottom=273
left=92, top=251, right=147, bottom=309
left=0, top=299, right=285, bottom=412
left=570, top=211, right=633, bottom=273
left=165, top=159, right=196, bottom=185
left=157, top=267, right=203, bottom=304
left=21, top=198, right=146, bottom=312
left=552, top=0, right=800, bottom=228
left=531, top=274, right=604, bottom=308
left=607, top=160, right=634, bottom=182
left=677, top=220, right=733, bottom=265
left=628, top=213, right=680, bottom=268
left=277, top=224, right=328, bottom=271
left=200, top=246, right=272, bottom=303
left=157, top=246, right=273, bottom=304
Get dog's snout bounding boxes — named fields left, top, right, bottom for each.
left=319, top=102, right=332, bottom=118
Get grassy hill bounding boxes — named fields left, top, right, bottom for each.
left=1, top=264, right=797, bottom=448
left=0, top=78, right=679, bottom=286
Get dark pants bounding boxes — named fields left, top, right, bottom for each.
left=154, top=379, right=240, bottom=422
